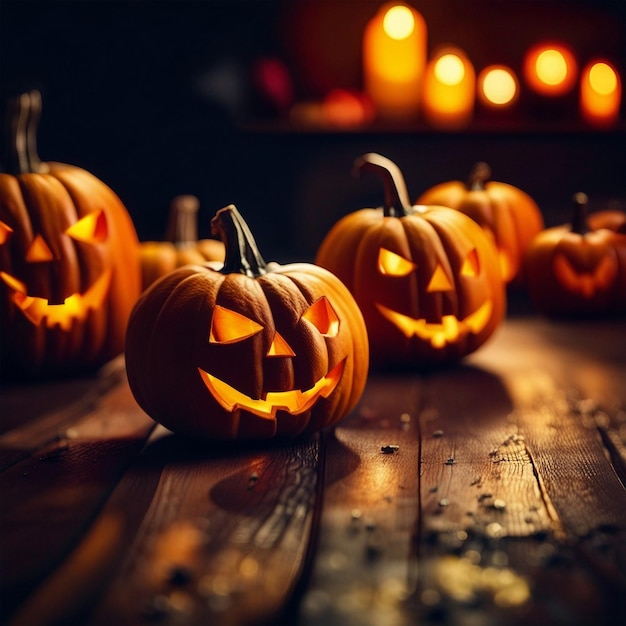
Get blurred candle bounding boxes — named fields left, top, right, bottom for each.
left=423, top=47, right=475, bottom=129
left=363, top=3, right=427, bottom=121
left=478, top=65, right=519, bottom=109
left=580, top=60, right=621, bottom=127
left=523, top=42, right=577, bottom=96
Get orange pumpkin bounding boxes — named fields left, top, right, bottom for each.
left=140, top=195, right=225, bottom=290
left=0, top=91, right=141, bottom=378
left=315, top=153, right=505, bottom=368
left=417, top=162, right=544, bottom=284
left=524, top=193, right=626, bottom=317
left=125, top=204, right=369, bottom=440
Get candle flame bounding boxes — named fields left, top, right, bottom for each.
left=434, top=54, right=465, bottom=86
left=481, top=68, right=517, bottom=105
left=383, top=5, right=415, bottom=40
left=536, top=49, right=568, bottom=86
left=589, top=62, right=617, bottom=96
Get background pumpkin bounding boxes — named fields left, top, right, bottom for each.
left=416, top=162, right=544, bottom=285
left=140, top=194, right=225, bottom=290
left=126, top=204, right=369, bottom=440
left=315, top=153, right=505, bottom=368
left=0, top=90, right=141, bottom=378
left=524, top=193, right=626, bottom=317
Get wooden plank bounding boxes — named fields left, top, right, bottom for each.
left=0, top=356, right=128, bottom=469
left=12, top=426, right=321, bottom=626
left=0, top=366, right=155, bottom=623
left=298, top=374, right=422, bottom=626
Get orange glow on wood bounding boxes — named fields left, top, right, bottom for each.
left=478, top=65, right=519, bottom=107
left=423, top=47, right=475, bottom=129
left=523, top=42, right=578, bottom=96
left=580, top=61, right=622, bottom=127
left=363, top=3, right=427, bottom=121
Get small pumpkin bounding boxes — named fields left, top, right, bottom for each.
left=125, top=204, right=369, bottom=440
left=315, top=153, right=505, bottom=368
left=140, top=194, right=225, bottom=290
left=0, top=90, right=141, bottom=378
left=416, top=162, right=544, bottom=284
left=524, top=193, right=626, bottom=317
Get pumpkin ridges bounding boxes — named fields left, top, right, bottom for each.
left=281, top=264, right=368, bottom=427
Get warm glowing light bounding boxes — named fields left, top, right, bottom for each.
left=461, top=249, right=480, bottom=277
left=378, top=247, right=416, bottom=276
left=580, top=60, right=622, bottom=127
left=383, top=5, right=415, bottom=40
left=209, top=305, right=263, bottom=343
left=478, top=66, right=518, bottom=106
left=434, top=54, right=465, bottom=86
left=426, top=265, right=453, bottom=292
left=198, top=359, right=346, bottom=418
left=0, top=221, right=13, bottom=245
left=363, top=3, right=427, bottom=120
left=375, top=300, right=493, bottom=347
left=423, top=46, right=475, bottom=129
left=536, top=50, right=567, bottom=85
left=553, top=254, right=617, bottom=298
left=523, top=42, right=577, bottom=96
left=25, top=234, right=54, bottom=262
left=65, top=210, right=108, bottom=243
left=302, top=296, right=340, bottom=337
left=589, top=63, right=617, bottom=95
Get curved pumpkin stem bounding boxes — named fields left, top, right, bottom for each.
left=571, top=192, right=589, bottom=235
left=3, top=90, right=47, bottom=175
left=467, top=161, right=491, bottom=191
left=165, top=195, right=200, bottom=248
left=211, top=204, right=268, bottom=278
left=353, top=153, right=412, bottom=218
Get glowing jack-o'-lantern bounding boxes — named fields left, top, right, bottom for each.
left=417, top=162, right=544, bottom=285
left=0, top=91, right=141, bottom=378
left=524, top=193, right=626, bottom=317
left=315, top=153, right=505, bottom=368
left=125, top=204, right=368, bottom=440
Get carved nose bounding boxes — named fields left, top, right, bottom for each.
left=266, top=331, right=295, bottom=357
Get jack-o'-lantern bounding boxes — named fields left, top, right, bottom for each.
left=416, top=162, right=544, bottom=285
left=140, top=195, right=225, bottom=290
left=315, top=153, right=505, bottom=368
left=524, top=193, right=626, bottom=317
left=0, top=90, right=141, bottom=378
left=125, top=204, right=369, bottom=440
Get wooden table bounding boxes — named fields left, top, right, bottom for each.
left=1, top=315, right=625, bottom=626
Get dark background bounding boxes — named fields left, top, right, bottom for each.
left=2, top=0, right=625, bottom=261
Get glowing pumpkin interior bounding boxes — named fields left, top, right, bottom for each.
left=0, top=211, right=111, bottom=331
left=552, top=251, right=618, bottom=298
left=197, top=296, right=346, bottom=419
left=375, top=245, right=493, bottom=349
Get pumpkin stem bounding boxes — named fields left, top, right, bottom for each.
left=571, top=192, right=589, bottom=235
left=3, top=90, right=48, bottom=175
left=354, top=153, right=412, bottom=218
left=467, top=162, right=491, bottom=191
left=211, top=204, right=268, bottom=278
left=165, top=195, right=200, bottom=248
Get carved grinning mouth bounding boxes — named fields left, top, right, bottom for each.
left=197, top=358, right=346, bottom=419
left=376, top=300, right=493, bottom=348
left=0, top=270, right=112, bottom=331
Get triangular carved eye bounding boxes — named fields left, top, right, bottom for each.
left=302, top=296, right=339, bottom=337
left=267, top=331, right=296, bottom=357
left=427, top=264, right=453, bottom=292
left=378, top=247, right=416, bottom=276
left=209, top=305, right=263, bottom=343
left=26, top=235, right=54, bottom=262
left=0, top=221, right=13, bottom=245
left=65, top=210, right=108, bottom=243
left=461, top=248, right=480, bottom=277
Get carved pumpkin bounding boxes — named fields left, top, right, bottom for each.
left=315, top=153, right=505, bottom=368
left=125, top=204, right=369, bottom=440
left=140, top=194, right=225, bottom=290
left=416, top=162, right=544, bottom=284
left=0, top=91, right=141, bottom=378
left=524, top=193, right=626, bottom=317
